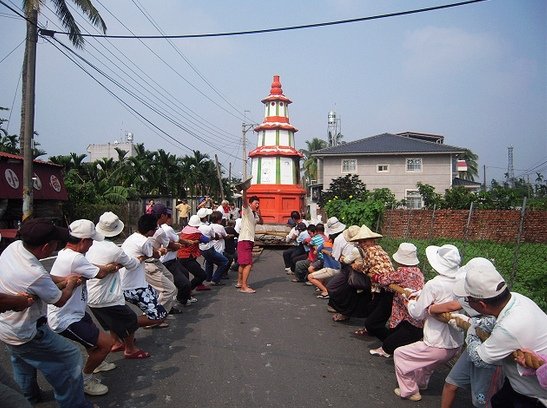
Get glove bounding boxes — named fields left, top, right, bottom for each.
left=448, top=313, right=470, bottom=331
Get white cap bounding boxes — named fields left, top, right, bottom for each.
left=69, top=219, right=104, bottom=241
left=453, top=257, right=507, bottom=299
left=197, top=208, right=213, bottom=219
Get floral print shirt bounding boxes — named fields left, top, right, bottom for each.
left=358, top=244, right=394, bottom=293
left=375, top=266, right=424, bottom=328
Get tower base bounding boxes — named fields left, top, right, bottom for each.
left=246, top=184, right=306, bottom=224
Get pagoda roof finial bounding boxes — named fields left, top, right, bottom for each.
left=262, top=74, right=292, bottom=104
left=270, top=75, right=282, bottom=95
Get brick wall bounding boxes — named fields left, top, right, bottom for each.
left=382, top=209, right=547, bottom=243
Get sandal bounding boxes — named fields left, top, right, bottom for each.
left=124, top=349, right=151, bottom=359
left=235, top=283, right=242, bottom=288
left=353, top=328, right=369, bottom=337
left=143, top=321, right=169, bottom=329
left=238, top=288, right=256, bottom=294
left=332, top=313, right=349, bottom=322
left=316, top=293, right=329, bottom=299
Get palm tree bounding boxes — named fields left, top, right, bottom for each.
left=300, top=137, right=327, bottom=184
left=458, top=149, right=479, bottom=181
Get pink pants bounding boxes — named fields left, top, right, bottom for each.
left=394, top=340, right=460, bottom=398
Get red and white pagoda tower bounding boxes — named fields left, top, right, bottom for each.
left=247, top=75, right=305, bottom=224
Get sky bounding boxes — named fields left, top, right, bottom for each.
left=1, top=0, right=546, bottom=185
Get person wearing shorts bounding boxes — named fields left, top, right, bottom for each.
left=120, top=214, right=168, bottom=328
left=47, top=219, right=123, bottom=396
left=236, top=189, right=262, bottom=294
left=87, top=211, right=150, bottom=359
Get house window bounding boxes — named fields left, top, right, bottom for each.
left=341, top=159, right=357, bottom=173
left=406, top=158, right=422, bottom=172
left=377, top=164, right=389, bottom=173
left=405, top=190, right=422, bottom=209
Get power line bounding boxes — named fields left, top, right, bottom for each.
left=130, top=0, right=248, bottom=122
left=40, top=0, right=487, bottom=40
left=0, top=38, right=24, bottom=64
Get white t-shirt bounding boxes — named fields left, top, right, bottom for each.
left=160, top=224, right=179, bottom=263
left=198, top=223, right=215, bottom=251
left=0, top=241, right=62, bottom=345
left=86, top=240, right=139, bottom=307
left=120, top=232, right=153, bottom=290
left=477, top=293, right=547, bottom=400
left=332, top=233, right=354, bottom=263
left=238, top=205, right=259, bottom=242
left=211, top=223, right=227, bottom=253
left=150, top=226, right=169, bottom=250
left=47, top=248, right=99, bottom=332
left=407, top=274, right=464, bottom=349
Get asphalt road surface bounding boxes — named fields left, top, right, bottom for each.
left=1, top=248, right=472, bottom=408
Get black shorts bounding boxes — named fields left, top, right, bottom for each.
left=60, top=312, right=99, bottom=349
left=90, top=305, right=138, bottom=340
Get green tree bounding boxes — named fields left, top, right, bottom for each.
left=416, top=182, right=443, bottom=209
left=300, top=137, right=327, bottom=184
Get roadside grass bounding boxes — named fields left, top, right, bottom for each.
left=381, top=238, right=546, bottom=311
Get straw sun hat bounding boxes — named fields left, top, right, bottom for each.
left=349, top=225, right=383, bottom=242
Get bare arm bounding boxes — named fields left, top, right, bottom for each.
left=53, top=275, right=83, bottom=307
left=0, top=293, right=35, bottom=312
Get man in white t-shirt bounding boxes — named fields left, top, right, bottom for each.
left=48, top=219, right=122, bottom=396
left=120, top=214, right=168, bottom=328
left=0, top=218, right=92, bottom=408
left=236, top=189, right=263, bottom=294
left=86, top=212, right=150, bottom=359
left=454, top=258, right=547, bottom=406
left=197, top=208, right=229, bottom=285
left=144, top=203, right=180, bottom=315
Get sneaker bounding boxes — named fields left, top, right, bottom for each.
left=184, top=296, right=198, bottom=306
left=369, top=347, right=391, bottom=358
left=93, top=361, right=116, bottom=374
left=393, top=388, right=421, bottom=401
left=84, top=377, right=108, bottom=396
left=305, top=281, right=313, bottom=286
left=209, top=281, right=226, bottom=286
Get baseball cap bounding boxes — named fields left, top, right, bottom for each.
left=453, top=257, right=507, bottom=299
left=18, top=218, right=70, bottom=246
left=152, top=203, right=172, bottom=216
left=69, top=219, right=104, bottom=241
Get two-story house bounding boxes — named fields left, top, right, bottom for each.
left=310, top=132, right=467, bottom=209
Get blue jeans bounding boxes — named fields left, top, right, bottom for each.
left=6, top=324, right=91, bottom=408
left=201, top=247, right=229, bottom=283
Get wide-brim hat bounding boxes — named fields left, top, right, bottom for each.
left=426, top=244, right=461, bottom=278
left=326, top=217, right=346, bottom=235
left=392, top=242, right=419, bottom=266
left=349, top=225, right=382, bottom=242
left=196, top=208, right=213, bottom=218
left=343, top=225, right=361, bottom=242
left=188, top=215, right=201, bottom=227
left=96, top=212, right=125, bottom=238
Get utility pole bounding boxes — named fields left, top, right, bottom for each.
left=241, top=123, right=258, bottom=180
left=214, top=154, right=224, bottom=201
left=21, top=7, right=38, bottom=222
left=483, top=165, right=487, bottom=191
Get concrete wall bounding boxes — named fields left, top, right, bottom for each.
left=321, top=154, right=454, bottom=201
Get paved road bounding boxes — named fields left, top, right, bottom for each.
left=1, top=248, right=472, bottom=407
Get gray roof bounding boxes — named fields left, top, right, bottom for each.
left=311, top=133, right=466, bottom=156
